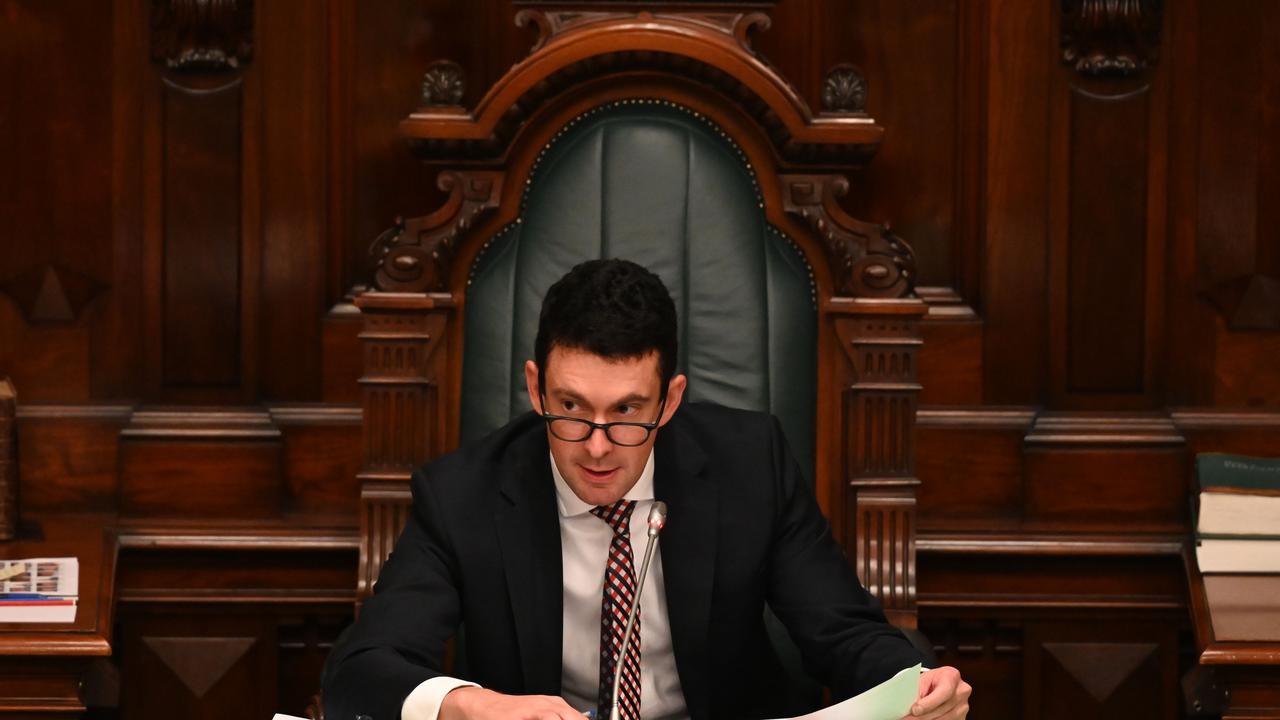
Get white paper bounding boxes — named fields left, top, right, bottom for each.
left=270, top=715, right=308, bottom=720
left=767, top=663, right=924, bottom=720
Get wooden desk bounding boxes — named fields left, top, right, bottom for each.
left=0, top=516, right=117, bottom=719
left=1186, top=547, right=1280, bottom=719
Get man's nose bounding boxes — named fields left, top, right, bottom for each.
left=585, top=426, right=612, bottom=458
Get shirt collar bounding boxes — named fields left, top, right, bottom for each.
left=551, top=449, right=656, bottom=517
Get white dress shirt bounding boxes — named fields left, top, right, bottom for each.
left=402, top=450, right=689, bottom=720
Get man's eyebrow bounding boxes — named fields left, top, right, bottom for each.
left=547, top=390, right=651, bottom=406
left=613, top=392, right=651, bottom=405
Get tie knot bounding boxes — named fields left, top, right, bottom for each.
left=590, top=499, right=637, bottom=536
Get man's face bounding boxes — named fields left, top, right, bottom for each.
left=525, top=347, right=685, bottom=507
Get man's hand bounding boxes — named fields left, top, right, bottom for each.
left=902, top=666, right=971, bottom=719
left=439, top=686, right=587, bottom=720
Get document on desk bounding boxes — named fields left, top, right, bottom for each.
left=768, top=663, right=924, bottom=720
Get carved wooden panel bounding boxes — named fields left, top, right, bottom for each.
left=1027, top=623, right=1178, bottom=720
left=120, top=611, right=276, bottom=719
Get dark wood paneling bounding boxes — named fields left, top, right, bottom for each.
left=260, top=0, right=327, bottom=401
left=918, top=414, right=1026, bottom=525
left=1063, top=87, right=1150, bottom=395
left=1024, top=448, right=1187, bottom=530
left=17, top=412, right=125, bottom=513
left=282, top=421, right=362, bottom=517
left=120, top=439, right=282, bottom=518
left=917, top=316, right=984, bottom=406
left=159, top=77, right=244, bottom=390
left=839, top=0, right=961, bottom=289
left=982, top=0, right=1050, bottom=405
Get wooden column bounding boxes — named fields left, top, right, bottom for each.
left=351, top=292, right=453, bottom=602
left=833, top=298, right=926, bottom=628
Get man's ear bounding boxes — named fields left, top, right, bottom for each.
left=658, top=374, right=687, bottom=427
left=524, top=360, right=542, bottom=413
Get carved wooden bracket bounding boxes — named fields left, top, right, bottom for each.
left=150, top=0, right=255, bottom=73
left=782, top=175, right=916, bottom=298
left=1061, top=0, right=1162, bottom=77
left=368, top=172, right=503, bottom=293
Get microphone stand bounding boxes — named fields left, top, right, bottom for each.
left=609, top=501, right=667, bottom=720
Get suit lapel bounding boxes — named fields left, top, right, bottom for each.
left=494, top=436, right=564, bottom=695
left=654, top=422, right=715, bottom=720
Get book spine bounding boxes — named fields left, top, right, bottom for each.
left=1197, top=452, right=1280, bottom=491
left=0, top=378, right=14, bottom=541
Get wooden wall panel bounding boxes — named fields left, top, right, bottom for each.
left=981, top=0, right=1050, bottom=405
left=259, top=0, right=329, bottom=401
left=159, top=78, right=245, bottom=390
left=3, top=0, right=1279, bottom=716
left=1062, top=88, right=1150, bottom=396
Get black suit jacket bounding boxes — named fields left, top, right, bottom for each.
left=323, top=403, right=922, bottom=720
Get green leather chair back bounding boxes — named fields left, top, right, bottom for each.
left=461, top=101, right=817, bottom=484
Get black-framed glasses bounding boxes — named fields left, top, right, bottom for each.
left=538, top=394, right=667, bottom=447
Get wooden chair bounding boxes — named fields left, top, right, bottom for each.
left=341, top=8, right=927, bottom=715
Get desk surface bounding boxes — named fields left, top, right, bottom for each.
left=0, top=514, right=116, bottom=656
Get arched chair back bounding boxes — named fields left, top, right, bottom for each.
left=460, top=101, right=817, bottom=484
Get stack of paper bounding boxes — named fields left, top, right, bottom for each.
left=0, top=557, right=79, bottom=623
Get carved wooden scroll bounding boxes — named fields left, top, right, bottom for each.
left=782, top=175, right=917, bottom=299
left=368, top=172, right=503, bottom=294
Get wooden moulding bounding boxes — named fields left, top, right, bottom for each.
left=0, top=379, right=15, bottom=540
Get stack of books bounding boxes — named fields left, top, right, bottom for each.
left=1195, top=453, right=1280, bottom=573
left=0, top=557, right=79, bottom=623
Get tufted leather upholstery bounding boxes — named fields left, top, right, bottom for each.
left=461, top=102, right=817, bottom=484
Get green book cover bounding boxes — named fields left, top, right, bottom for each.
left=1196, top=452, right=1280, bottom=492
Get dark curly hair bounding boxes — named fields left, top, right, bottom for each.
left=535, top=259, right=678, bottom=398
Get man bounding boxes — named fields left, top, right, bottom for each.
left=323, top=259, right=970, bottom=720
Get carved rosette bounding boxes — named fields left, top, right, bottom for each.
left=822, top=63, right=868, bottom=113
left=150, top=0, right=255, bottom=72
left=421, top=60, right=465, bottom=107
left=782, top=175, right=916, bottom=298
left=1061, top=0, right=1163, bottom=77
left=368, top=172, right=503, bottom=293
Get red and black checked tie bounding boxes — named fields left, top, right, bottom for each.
left=591, top=499, right=641, bottom=720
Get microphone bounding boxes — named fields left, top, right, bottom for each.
left=609, top=501, right=668, bottom=720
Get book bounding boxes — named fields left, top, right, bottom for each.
left=1196, top=537, right=1280, bottom=574
left=1195, top=453, right=1280, bottom=538
left=0, top=557, right=78, bottom=623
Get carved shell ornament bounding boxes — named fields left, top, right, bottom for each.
left=822, top=64, right=868, bottom=113
left=421, top=60, right=465, bottom=107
